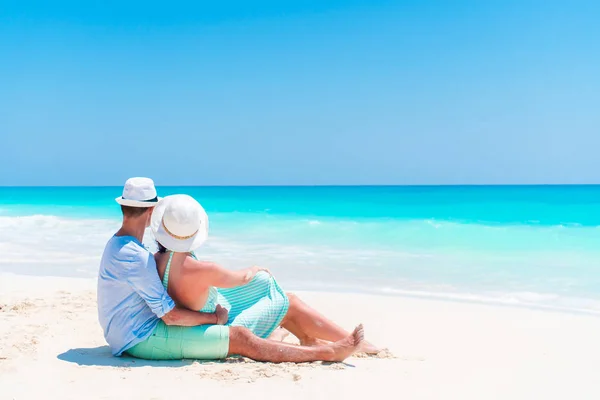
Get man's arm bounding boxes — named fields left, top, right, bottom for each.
left=161, top=306, right=216, bottom=326
left=162, top=304, right=228, bottom=326
left=126, top=253, right=175, bottom=318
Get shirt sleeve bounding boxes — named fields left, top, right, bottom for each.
left=125, top=250, right=175, bottom=318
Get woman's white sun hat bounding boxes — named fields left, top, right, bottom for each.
left=151, top=194, right=209, bottom=252
left=115, top=177, right=161, bottom=207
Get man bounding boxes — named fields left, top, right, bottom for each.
left=97, top=177, right=363, bottom=362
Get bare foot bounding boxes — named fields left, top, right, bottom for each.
left=268, top=327, right=290, bottom=342
left=328, top=324, right=364, bottom=362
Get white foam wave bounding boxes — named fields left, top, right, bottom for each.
left=0, top=215, right=119, bottom=277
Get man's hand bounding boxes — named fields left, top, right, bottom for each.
left=215, top=304, right=229, bottom=325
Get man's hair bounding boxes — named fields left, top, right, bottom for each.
left=120, top=205, right=150, bottom=218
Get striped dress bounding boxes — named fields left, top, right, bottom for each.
left=162, top=252, right=289, bottom=339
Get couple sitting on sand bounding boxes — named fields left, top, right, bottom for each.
left=97, top=177, right=378, bottom=363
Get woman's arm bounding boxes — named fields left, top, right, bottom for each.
left=185, top=258, right=269, bottom=289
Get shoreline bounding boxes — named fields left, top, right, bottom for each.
left=2, top=271, right=600, bottom=318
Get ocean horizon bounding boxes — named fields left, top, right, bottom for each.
left=2, top=184, right=600, bottom=315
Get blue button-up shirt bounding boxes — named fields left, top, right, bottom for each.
left=97, top=235, right=175, bottom=356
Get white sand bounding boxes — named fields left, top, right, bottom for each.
left=1, top=272, right=600, bottom=400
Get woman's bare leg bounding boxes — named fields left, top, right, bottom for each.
left=282, top=319, right=329, bottom=346
left=281, top=293, right=380, bottom=354
left=267, top=327, right=290, bottom=342
left=281, top=293, right=348, bottom=341
left=228, top=325, right=364, bottom=363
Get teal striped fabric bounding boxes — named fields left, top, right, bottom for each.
left=212, top=272, right=289, bottom=338
left=162, top=252, right=289, bottom=339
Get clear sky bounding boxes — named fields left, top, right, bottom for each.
left=1, top=0, right=599, bottom=186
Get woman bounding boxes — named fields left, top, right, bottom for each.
left=150, top=194, right=379, bottom=354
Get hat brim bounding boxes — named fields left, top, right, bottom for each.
left=115, top=196, right=162, bottom=208
left=150, top=196, right=209, bottom=252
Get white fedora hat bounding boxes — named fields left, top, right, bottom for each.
left=151, top=194, right=209, bottom=252
left=115, top=177, right=161, bottom=208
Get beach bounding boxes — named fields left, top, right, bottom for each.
left=3, top=186, right=600, bottom=399
left=2, top=272, right=600, bottom=400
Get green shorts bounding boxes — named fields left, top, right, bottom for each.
left=125, top=321, right=230, bottom=360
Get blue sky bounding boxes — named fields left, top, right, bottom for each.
left=1, top=0, right=599, bottom=186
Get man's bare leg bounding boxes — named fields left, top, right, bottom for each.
left=281, top=293, right=380, bottom=354
left=228, top=325, right=364, bottom=363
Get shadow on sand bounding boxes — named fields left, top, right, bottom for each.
left=56, top=346, right=246, bottom=368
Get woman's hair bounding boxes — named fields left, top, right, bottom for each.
left=156, top=241, right=167, bottom=253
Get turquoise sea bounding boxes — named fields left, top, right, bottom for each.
left=1, top=185, right=600, bottom=314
